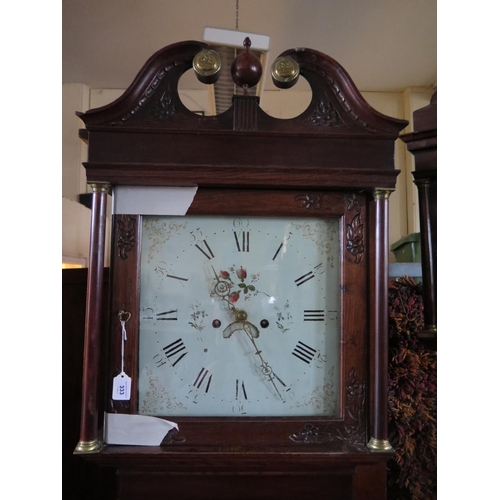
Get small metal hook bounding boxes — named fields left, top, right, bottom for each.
left=118, top=310, right=131, bottom=323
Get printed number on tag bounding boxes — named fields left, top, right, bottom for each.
left=112, top=372, right=131, bottom=400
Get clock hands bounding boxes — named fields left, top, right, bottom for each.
left=243, top=323, right=283, bottom=401
left=222, top=309, right=259, bottom=338
left=211, top=266, right=283, bottom=401
left=223, top=309, right=283, bottom=401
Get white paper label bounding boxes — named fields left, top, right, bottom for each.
left=113, top=186, right=198, bottom=215
left=112, top=372, right=131, bottom=400
left=104, top=412, right=178, bottom=446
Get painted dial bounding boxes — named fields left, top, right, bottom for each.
left=138, top=215, right=341, bottom=417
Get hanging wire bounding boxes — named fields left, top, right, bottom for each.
left=235, top=0, right=239, bottom=30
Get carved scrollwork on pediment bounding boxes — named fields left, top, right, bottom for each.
left=112, top=67, right=171, bottom=124
left=78, top=42, right=407, bottom=138
left=275, top=48, right=407, bottom=135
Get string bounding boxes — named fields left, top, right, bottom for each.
left=120, top=319, right=127, bottom=373
left=118, top=310, right=130, bottom=374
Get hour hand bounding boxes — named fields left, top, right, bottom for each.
left=222, top=320, right=260, bottom=339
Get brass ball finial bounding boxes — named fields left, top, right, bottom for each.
left=231, top=37, right=263, bottom=92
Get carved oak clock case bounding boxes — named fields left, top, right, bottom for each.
left=74, top=40, right=407, bottom=500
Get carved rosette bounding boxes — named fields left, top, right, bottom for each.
left=345, top=193, right=365, bottom=264
left=310, top=98, right=346, bottom=128
left=149, top=87, right=177, bottom=121
left=294, top=193, right=322, bottom=210
left=293, top=193, right=341, bottom=210
left=289, top=368, right=366, bottom=450
left=289, top=422, right=334, bottom=444
left=116, top=215, right=136, bottom=259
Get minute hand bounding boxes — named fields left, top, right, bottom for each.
left=222, top=318, right=282, bottom=400
left=242, top=324, right=283, bottom=401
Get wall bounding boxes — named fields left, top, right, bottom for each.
left=62, top=85, right=434, bottom=266
left=62, top=84, right=89, bottom=201
left=62, top=84, right=111, bottom=267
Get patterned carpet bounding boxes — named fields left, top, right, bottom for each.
left=387, top=277, right=437, bottom=500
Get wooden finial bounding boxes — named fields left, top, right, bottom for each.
left=231, top=37, right=262, bottom=91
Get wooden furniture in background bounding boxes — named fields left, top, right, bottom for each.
left=400, top=92, right=437, bottom=350
left=62, top=268, right=115, bottom=500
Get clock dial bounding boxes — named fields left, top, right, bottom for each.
left=137, top=216, right=341, bottom=417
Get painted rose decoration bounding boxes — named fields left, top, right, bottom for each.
left=211, top=266, right=267, bottom=308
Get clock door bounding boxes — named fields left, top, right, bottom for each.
left=107, top=188, right=368, bottom=448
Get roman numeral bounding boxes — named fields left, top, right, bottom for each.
left=292, top=341, right=317, bottom=364
left=235, top=379, right=248, bottom=400
left=295, top=271, right=315, bottom=287
left=234, top=231, right=250, bottom=252
left=304, top=309, right=325, bottom=321
left=193, top=367, right=213, bottom=393
left=272, top=242, right=283, bottom=261
left=195, top=240, right=215, bottom=260
left=156, top=309, right=178, bottom=320
left=166, top=273, right=188, bottom=282
left=162, top=338, right=187, bottom=367
left=295, top=264, right=324, bottom=286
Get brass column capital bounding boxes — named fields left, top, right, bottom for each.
left=88, top=182, right=111, bottom=194
left=372, top=188, right=394, bottom=200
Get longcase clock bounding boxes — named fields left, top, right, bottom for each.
left=74, top=39, right=407, bottom=500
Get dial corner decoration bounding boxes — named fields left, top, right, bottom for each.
left=289, top=367, right=367, bottom=450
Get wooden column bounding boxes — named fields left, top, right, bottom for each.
left=400, top=91, right=437, bottom=349
left=413, top=175, right=437, bottom=333
left=367, top=188, right=393, bottom=452
left=75, top=182, right=110, bottom=454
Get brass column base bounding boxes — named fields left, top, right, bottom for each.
left=367, top=437, right=393, bottom=452
left=74, top=439, right=104, bottom=454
